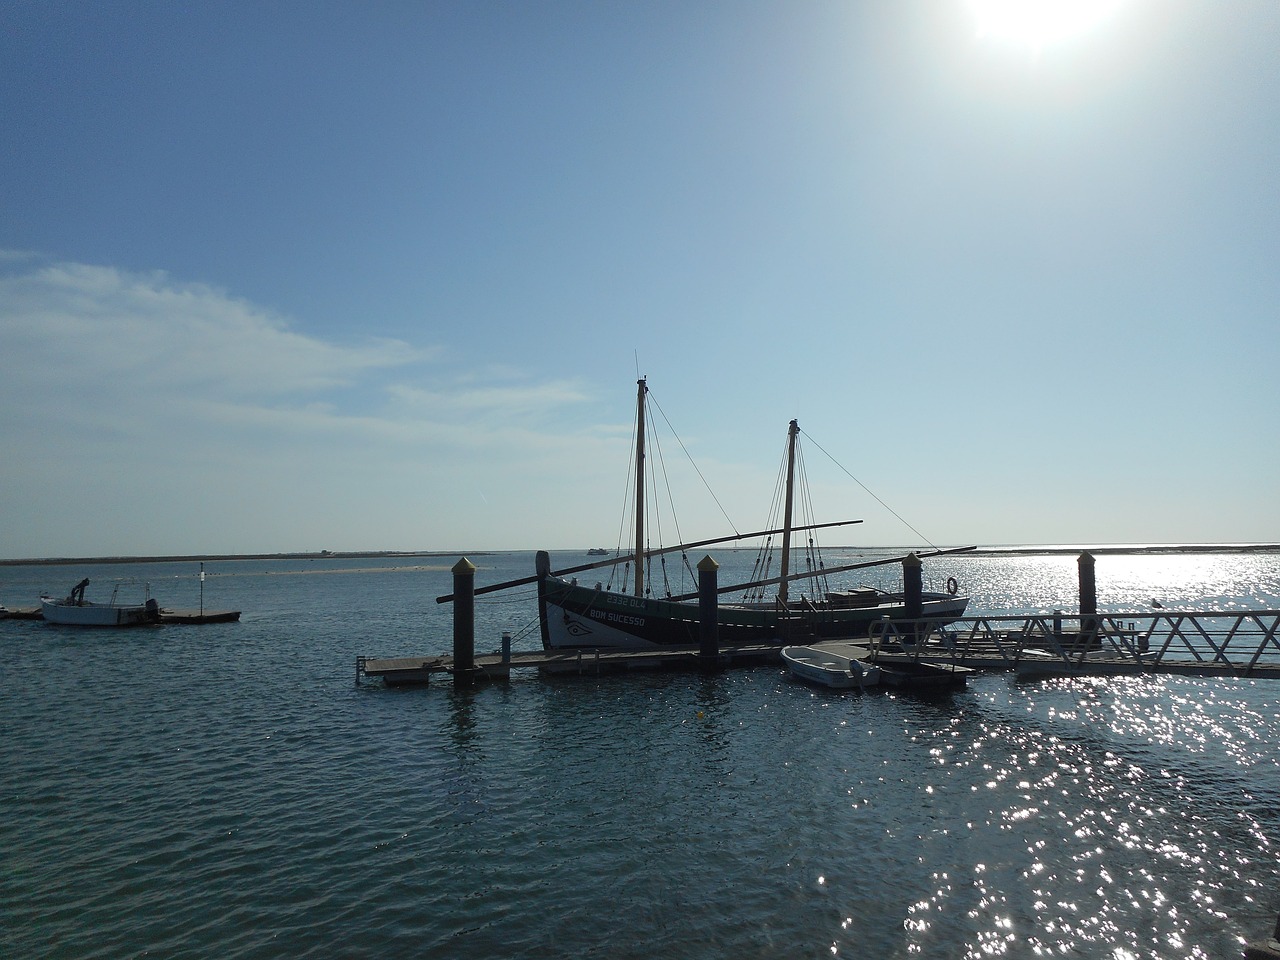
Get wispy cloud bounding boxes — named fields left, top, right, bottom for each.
left=0, top=256, right=620, bottom=555
left=386, top=380, right=589, bottom=418
left=0, top=258, right=596, bottom=439
left=0, top=248, right=41, bottom=263
left=0, top=259, right=421, bottom=406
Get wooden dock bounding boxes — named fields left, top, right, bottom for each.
left=0, top=606, right=240, bottom=624
left=358, top=640, right=979, bottom=688
left=358, top=642, right=786, bottom=686
left=866, top=611, right=1280, bottom=681
left=879, top=637, right=1280, bottom=680
left=159, top=608, right=241, bottom=624
left=1, top=607, right=43, bottom=620
left=359, top=608, right=1280, bottom=688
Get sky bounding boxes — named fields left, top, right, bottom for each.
left=1, top=0, right=1277, bottom=559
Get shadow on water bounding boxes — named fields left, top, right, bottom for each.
left=446, top=685, right=480, bottom=749
left=693, top=670, right=735, bottom=757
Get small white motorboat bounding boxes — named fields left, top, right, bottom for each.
left=781, top=645, right=880, bottom=690
left=40, top=579, right=161, bottom=627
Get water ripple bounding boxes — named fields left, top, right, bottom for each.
left=4, top=553, right=1280, bottom=958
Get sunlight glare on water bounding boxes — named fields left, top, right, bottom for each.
left=957, top=551, right=1280, bottom=616
left=898, top=672, right=1280, bottom=958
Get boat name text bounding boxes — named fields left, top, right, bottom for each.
left=590, top=609, right=646, bottom=627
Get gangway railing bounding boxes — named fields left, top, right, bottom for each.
left=866, top=610, right=1280, bottom=679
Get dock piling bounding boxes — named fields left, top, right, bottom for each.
left=903, top=552, right=923, bottom=643
left=1078, top=551, right=1098, bottom=642
left=698, top=554, right=720, bottom=668
left=452, top=557, right=478, bottom=688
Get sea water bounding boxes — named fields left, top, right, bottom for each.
left=3, top=549, right=1280, bottom=959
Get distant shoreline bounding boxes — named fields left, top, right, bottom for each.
left=0, top=550, right=487, bottom=567
left=1, top=543, right=1277, bottom=566
left=966, top=543, right=1280, bottom=556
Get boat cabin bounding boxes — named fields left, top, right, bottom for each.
left=824, top=587, right=885, bottom=609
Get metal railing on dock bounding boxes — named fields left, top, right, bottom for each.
left=868, top=609, right=1280, bottom=679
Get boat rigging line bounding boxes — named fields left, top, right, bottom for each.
left=613, top=380, right=743, bottom=599
left=643, top=399, right=678, bottom=595
left=744, top=420, right=831, bottom=603
left=798, top=427, right=942, bottom=552
left=646, top=390, right=740, bottom=538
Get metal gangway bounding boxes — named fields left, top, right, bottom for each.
left=868, top=609, right=1280, bottom=679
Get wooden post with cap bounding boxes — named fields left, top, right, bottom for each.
left=1078, top=551, right=1098, bottom=649
left=698, top=554, right=720, bottom=668
left=902, top=552, right=923, bottom=643
left=452, top=557, right=477, bottom=688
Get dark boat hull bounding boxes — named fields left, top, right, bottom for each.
left=535, top=552, right=967, bottom=651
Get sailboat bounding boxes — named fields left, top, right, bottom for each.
left=533, top=379, right=969, bottom=651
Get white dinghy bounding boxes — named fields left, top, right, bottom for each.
left=782, top=645, right=880, bottom=690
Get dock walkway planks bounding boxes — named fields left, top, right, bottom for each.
left=857, top=636, right=1280, bottom=680
left=0, top=607, right=240, bottom=624
left=1, top=607, right=43, bottom=620
left=159, top=609, right=241, bottom=624
left=358, top=630, right=1280, bottom=688
left=359, top=643, right=786, bottom=685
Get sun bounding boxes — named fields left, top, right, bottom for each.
left=967, top=0, right=1123, bottom=51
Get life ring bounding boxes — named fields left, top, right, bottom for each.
left=946, top=577, right=959, bottom=597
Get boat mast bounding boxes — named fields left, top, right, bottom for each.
left=778, top=418, right=798, bottom=604
left=634, top=378, right=647, bottom=597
